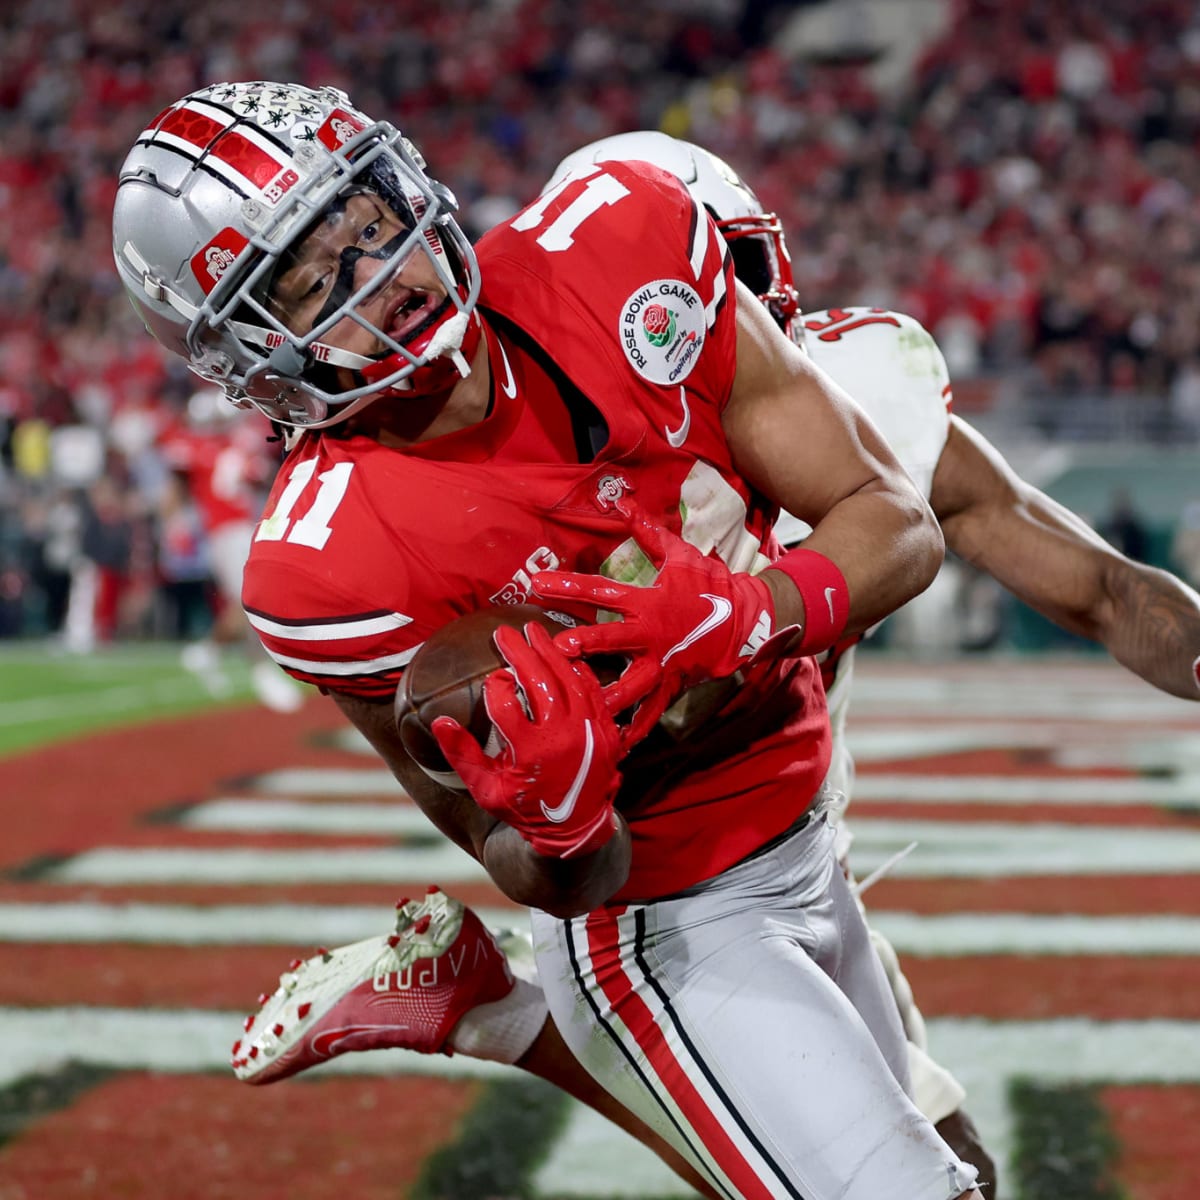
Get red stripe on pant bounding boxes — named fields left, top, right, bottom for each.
left=584, top=907, right=774, bottom=1200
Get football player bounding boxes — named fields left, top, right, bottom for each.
left=113, top=82, right=983, bottom=1200
left=220, top=130, right=1199, bottom=1197
left=158, top=386, right=305, bottom=711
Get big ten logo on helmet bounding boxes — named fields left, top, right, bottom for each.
left=190, top=228, right=250, bottom=294
left=490, top=546, right=560, bottom=605
left=619, top=279, right=706, bottom=386
left=262, top=167, right=301, bottom=207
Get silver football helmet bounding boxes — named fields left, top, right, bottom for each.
left=546, top=131, right=801, bottom=341
left=112, top=81, right=482, bottom=430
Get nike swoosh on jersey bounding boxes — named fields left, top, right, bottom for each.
left=665, top=386, right=691, bottom=447
left=824, top=586, right=838, bottom=622
left=541, top=719, right=595, bottom=824
left=495, top=337, right=518, bottom=399
left=660, top=593, right=733, bottom=666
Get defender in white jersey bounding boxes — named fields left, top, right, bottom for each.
left=786, top=306, right=952, bottom=804
left=234, top=133, right=1200, bottom=1200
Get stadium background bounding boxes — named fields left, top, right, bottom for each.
left=1, top=0, right=1199, bottom=1196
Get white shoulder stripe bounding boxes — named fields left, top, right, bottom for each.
left=685, top=202, right=727, bottom=327
left=704, top=256, right=727, bottom=330
left=687, top=197, right=709, bottom=281
left=265, top=646, right=421, bottom=676
left=246, top=611, right=413, bottom=641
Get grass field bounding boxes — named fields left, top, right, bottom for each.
left=0, top=641, right=267, bottom=756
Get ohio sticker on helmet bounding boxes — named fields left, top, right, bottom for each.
left=618, top=278, right=706, bottom=386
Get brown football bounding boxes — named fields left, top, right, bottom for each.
left=394, top=605, right=572, bottom=787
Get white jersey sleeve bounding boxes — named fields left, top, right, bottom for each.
left=774, top=308, right=953, bottom=825
left=774, top=307, right=951, bottom=547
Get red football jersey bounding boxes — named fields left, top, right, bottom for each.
left=242, top=161, right=830, bottom=899
left=159, top=419, right=270, bottom=533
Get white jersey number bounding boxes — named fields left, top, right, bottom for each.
left=511, top=171, right=631, bottom=252
left=255, top=459, right=353, bottom=551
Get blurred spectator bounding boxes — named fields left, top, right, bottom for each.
left=158, top=388, right=303, bottom=711
left=63, top=477, right=135, bottom=651
left=21, top=489, right=81, bottom=636
left=154, top=471, right=213, bottom=642
left=1099, top=487, right=1151, bottom=563
left=4, top=0, right=1199, bottom=416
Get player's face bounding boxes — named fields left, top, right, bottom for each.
left=267, top=190, right=446, bottom=355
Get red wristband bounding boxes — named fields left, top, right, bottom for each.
left=768, top=547, right=850, bottom=655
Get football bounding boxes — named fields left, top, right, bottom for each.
left=395, top=605, right=572, bottom=787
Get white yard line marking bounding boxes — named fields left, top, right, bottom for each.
left=0, top=902, right=524, bottom=945
left=41, top=820, right=1200, bottom=884
left=851, top=774, right=1200, bottom=806
left=923, top=1016, right=1200, bottom=1200
left=45, top=846, right=489, bottom=885
left=249, top=768, right=403, bottom=796
left=848, top=672, right=1200, bottom=720
left=846, top=818, right=1200, bottom=877
left=181, top=799, right=431, bottom=835
left=535, top=1103, right=694, bottom=1198
left=0, top=901, right=1193, bottom=955
left=869, top=911, right=1200, bottom=956
left=0, top=1006, right=514, bottom=1090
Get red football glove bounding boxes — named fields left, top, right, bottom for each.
left=532, top=512, right=776, bottom=747
left=431, top=622, right=623, bottom=859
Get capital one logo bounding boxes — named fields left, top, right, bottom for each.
left=490, top=545, right=560, bottom=605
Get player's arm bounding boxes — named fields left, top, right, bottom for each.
left=723, top=280, right=945, bottom=635
left=330, top=684, right=632, bottom=918
left=535, top=280, right=943, bottom=744
left=932, top=414, right=1200, bottom=699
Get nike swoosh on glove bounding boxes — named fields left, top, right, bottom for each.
left=531, top=511, right=776, bottom=749
left=431, top=622, right=623, bottom=859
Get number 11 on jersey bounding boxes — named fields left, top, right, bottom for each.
left=256, top=459, right=354, bottom=551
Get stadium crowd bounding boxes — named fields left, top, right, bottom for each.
left=1, top=0, right=1198, bottom=642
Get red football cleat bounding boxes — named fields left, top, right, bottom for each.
left=233, top=888, right=514, bottom=1085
